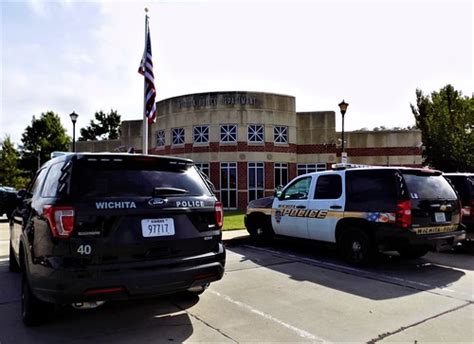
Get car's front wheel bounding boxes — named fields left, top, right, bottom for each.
left=247, top=216, right=274, bottom=243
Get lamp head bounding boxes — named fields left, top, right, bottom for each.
left=69, top=111, right=79, bottom=124
left=338, top=100, right=349, bottom=116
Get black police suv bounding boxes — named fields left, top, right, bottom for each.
left=0, top=185, right=17, bottom=219
left=9, top=153, right=225, bottom=326
left=444, top=173, right=474, bottom=238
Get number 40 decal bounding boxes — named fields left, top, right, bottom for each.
left=77, top=244, right=92, bottom=255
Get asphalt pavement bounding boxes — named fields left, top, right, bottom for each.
left=0, top=217, right=473, bottom=343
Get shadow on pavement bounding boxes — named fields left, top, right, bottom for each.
left=225, top=236, right=466, bottom=301
left=0, top=270, right=200, bottom=343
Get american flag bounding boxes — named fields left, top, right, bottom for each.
left=138, top=18, right=156, bottom=124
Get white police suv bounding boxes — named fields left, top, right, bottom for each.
left=245, top=166, right=466, bottom=265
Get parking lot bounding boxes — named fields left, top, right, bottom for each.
left=0, top=217, right=472, bottom=343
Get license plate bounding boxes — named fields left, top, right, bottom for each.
left=435, top=212, right=446, bottom=223
left=141, top=218, right=175, bottom=237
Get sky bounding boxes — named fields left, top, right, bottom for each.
left=1, top=0, right=472, bottom=145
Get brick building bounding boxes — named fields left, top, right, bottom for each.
left=76, top=91, right=422, bottom=209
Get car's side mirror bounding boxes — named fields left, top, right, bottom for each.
left=17, top=189, right=31, bottom=200
left=274, top=185, right=283, bottom=199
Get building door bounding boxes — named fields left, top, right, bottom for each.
left=220, top=162, right=237, bottom=209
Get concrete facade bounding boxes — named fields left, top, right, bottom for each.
left=75, top=91, right=422, bottom=209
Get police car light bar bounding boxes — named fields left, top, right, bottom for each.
left=331, top=163, right=373, bottom=170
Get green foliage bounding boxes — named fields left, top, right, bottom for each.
left=0, top=136, right=29, bottom=189
left=411, top=84, right=474, bottom=172
left=20, top=111, right=70, bottom=176
left=79, top=109, right=121, bottom=141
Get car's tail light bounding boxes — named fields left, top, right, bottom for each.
left=396, top=200, right=411, bottom=229
left=215, top=201, right=223, bottom=229
left=44, top=205, right=75, bottom=238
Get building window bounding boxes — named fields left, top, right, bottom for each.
left=248, top=162, right=264, bottom=202
left=220, top=124, right=237, bottom=143
left=220, top=162, right=237, bottom=208
left=195, top=163, right=210, bottom=178
left=297, top=163, right=326, bottom=176
left=247, top=124, right=264, bottom=143
left=193, top=126, right=209, bottom=144
left=155, top=130, right=165, bottom=147
left=274, top=126, right=288, bottom=144
left=274, top=163, right=288, bottom=188
left=171, top=127, right=185, bottom=145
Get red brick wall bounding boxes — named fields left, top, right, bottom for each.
left=288, top=163, right=297, bottom=181
left=265, top=162, right=274, bottom=190
left=210, top=162, right=220, bottom=198
left=238, top=191, right=248, bottom=209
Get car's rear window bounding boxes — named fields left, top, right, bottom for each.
left=71, top=160, right=212, bottom=198
left=345, top=170, right=398, bottom=211
left=403, top=173, right=457, bottom=200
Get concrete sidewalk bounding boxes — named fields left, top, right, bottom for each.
left=222, top=229, right=249, bottom=242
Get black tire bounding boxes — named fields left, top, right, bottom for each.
left=247, top=215, right=274, bottom=244
left=9, top=243, right=20, bottom=272
left=397, top=247, right=429, bottom=259
left=339, top=228, right=375, bottom=266
left=21, top=273, right=52, bottom=326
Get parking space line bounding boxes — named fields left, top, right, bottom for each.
left=242, top=245, right=473, bottom=301
left=208, top=289, right=328, bottom=343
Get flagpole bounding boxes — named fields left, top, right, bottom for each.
left=142, top=9, right=149, bottom=155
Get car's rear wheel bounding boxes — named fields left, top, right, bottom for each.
left=339, top=227, right=374, bottom=266
left=9, top=243, right=20, bottom=272
left=22, top=273, right=53, bottom=326
left=397, top=247, right=429, bottom=259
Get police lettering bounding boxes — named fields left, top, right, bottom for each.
left=279, top=208, right=328, bottom=219
left=176, top=200, right=204, bottom=208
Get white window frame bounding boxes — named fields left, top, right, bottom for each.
left=220, top=124, right=238, bottom=143
left=274, top=162, right=288, bottom=188
left=220, top=162, right=238, bottom=209
left=155, top=130, right=165, bottom=148
left=171, top=127, right=185, bottom=146
left=195, top=162, right=210, bottom=178
left=297, top=163, right=326, bottom=176
left=193, top=125, right=209, bottom=144
left=248, top=162, right=265, bottom=202
left=274, top=126, right=288, bottom=144
left=247, top=124, right=264, bottom=144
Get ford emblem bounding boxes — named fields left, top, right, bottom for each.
left=148, top=198, right=167, bottom=206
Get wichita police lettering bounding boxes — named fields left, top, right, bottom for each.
left=96, top=201, right=137, bottom=209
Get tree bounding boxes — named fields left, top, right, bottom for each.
left=79, top=109, right=121, bottom=141
left=411, top=84, right=474, bottom=172
left=20, top=111, right=70, bottom=176
left=0, top=136, right=29, bottom=189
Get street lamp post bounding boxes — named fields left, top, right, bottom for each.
left=338, top=100, right=349, bottom=163
left=69, top=111, right=79, bottom=152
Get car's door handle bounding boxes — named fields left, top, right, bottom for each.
left=296, top=205, right=306, bottom=209
left=330, top=205, right=342, bottom=209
